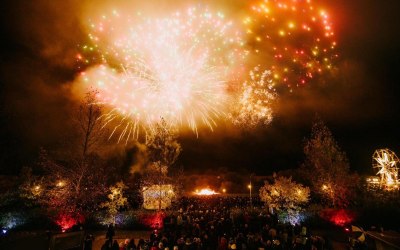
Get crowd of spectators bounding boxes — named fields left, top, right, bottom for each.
left=101, top=196, right=330, bottom=250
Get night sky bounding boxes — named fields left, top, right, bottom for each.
left=1, top=0, right=400, bottom=175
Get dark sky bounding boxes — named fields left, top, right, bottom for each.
left=1, top=0, right=400, bottom=175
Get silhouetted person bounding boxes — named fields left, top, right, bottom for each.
left=106, top=224, right=115, bottom=242
left=112, top=240, right=119, bottom=250
left=101, top=239, right=112, bottom=250
left=84, top=234, right=94, bottom=250
left=127, top=238, right=137, bottom=250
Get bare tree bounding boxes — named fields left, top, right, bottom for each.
left=73, top=89, right=106, bottom=157
left=28, top=90, right=111, bottom=218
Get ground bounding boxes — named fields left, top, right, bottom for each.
left=0, top=230, right=150, bottom=250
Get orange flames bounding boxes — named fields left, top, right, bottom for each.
left=194, top=188, right=218, bottom=196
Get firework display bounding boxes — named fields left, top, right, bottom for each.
left=76, top=0, right=339, bottom=138
left=78, top=7, right=246, bottom=139
left=245, top=0, right=338, bottom=89
left=230, top=66, right=276, bottom=128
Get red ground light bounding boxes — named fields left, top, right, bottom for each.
left=55, top=213, right=84, bottom=232
left=320, top=209, right=355, bottom=226
left=141, top=212, right=165, bottom=229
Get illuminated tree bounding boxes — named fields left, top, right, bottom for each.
left=101, top=182, right=128, bottom=225
left=144, top=120, right=181, bottom=210
left=260, top=175, right=310, bottom=225
left=37, top=149, right=109, bottom=217
left=19, top=166, right=44, bottom=202
left=146, top=119, right=181, bottom=169
left=28, top=90, right=110, bottom=218
left=303, top=118, right=358, bottom=208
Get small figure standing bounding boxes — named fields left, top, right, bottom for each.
left=84, top=234, right=94, bottom=250
left=106, top=224, right=115, bottom=242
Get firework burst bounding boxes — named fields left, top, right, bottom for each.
left=230, top=66, right=276, bottom=128
left=245, top=0, right=338, bottom=89
left=73, top=0, right=341, bottom=139
left=77, top=7, right=246, bottom=141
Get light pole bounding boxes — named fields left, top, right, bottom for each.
left=248, top=173, right=254, bottom=208
left=248, top=184, right=252, bottom=208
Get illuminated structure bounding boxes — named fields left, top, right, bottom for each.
left=371, top=149, right=399, bottom=189
left=142, top=185, right=175, bottom=210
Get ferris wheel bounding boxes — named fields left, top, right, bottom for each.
left=372, top=149, right=399, bottom=188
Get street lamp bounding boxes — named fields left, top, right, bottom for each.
left=249, top=173, right=254, bottom=208
left=248, top=184, right=252, bottom=208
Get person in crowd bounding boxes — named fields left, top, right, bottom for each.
left=101, top=239, right=112, bottom=250
left=107, top=224, right=115, bottom=242
left=84, top=234, right=94, bottom=250
left=111, top=240, right=120, bottom=250
left=127, top=238, right=137, bottom=250
left=101, top=196, right=323, bottom=250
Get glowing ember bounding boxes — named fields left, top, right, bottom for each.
left=194, top=188, right=218, bottom=196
